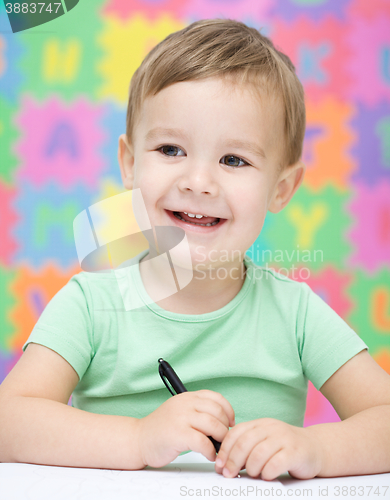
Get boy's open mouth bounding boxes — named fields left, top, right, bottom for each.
left=164, top=210, right=227, bottom=231
left=172, top=211, right=220, bottom=226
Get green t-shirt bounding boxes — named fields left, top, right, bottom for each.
left=23, top=249, right=368, bottom=428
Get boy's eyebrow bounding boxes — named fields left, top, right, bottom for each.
left=223, top=139, right=267, bottom=160
left=144, top=127, right=267, bottom=159
left=145, top=127, right=189, bottom=143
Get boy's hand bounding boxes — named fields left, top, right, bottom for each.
left=136, top=390, right=235, bottom=468
left=214, top=418, right=323, bottom=480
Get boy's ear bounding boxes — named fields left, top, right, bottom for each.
left=268, top=161, right=306, bottom=214
left=118, top=133, right=135, bottom=190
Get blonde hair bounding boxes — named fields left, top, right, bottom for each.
left=126, top=18, right=305, bottom=168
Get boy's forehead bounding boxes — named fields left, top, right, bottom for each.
left=136, top=77, right=285, bottom=155
left=143, top=78, right=280, bottom=118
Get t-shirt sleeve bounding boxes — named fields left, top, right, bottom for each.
left=22, top=273, right=94, bottom=382
left=299, top=282, right=369, bottom=390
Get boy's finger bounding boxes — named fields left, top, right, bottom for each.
left=195, top=390, right=235, bottom=427
left=190, top=413, right=229, bottom=445
left=187, top=429, right=218, bottom=463
left=245, top=441, right=286, bottom=480
left=221, top=428, right=266, bottom=478
left=215, top=421, right=257, bottom=469
left=194, top=398, right=230, bottom=428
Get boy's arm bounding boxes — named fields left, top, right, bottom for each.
left=0, top=343, right=145, bottom=470
left=305, top=349, right=390, bottom=476
left=0, top=396, right=145, bottom=469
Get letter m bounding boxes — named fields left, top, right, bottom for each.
left=43, top=39, right=81, bottom=83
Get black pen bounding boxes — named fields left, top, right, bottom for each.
left=158, top=358, right=221, bottom=453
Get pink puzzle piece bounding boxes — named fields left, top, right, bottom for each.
left=14, top=96, right=106, bottom=190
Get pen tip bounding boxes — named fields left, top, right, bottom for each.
left=158, top=358, right=163, bottom=363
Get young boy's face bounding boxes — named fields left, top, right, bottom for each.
left=119, top=76, right=304, bottom=272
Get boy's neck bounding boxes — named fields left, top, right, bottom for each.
left=138, top=254, right=248, bottom=315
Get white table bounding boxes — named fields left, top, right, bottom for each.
left=1, top=452, right=389, bottom=499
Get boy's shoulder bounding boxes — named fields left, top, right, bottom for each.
left=71, top=250, right=148, bottom=291
left=65, top=269, right=126, bottom=307
left=244, top=257, right=314, bottom=314
left=245, top=256, right=310, bottom=293
left=70, top=269, right=120, bottom=288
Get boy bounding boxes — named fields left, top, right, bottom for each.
left=0, top=19, right=389, bottom=481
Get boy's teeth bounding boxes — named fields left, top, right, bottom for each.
left=173, top=211, right=219, bottom=226
left=184, top=212, right=206, bottom=218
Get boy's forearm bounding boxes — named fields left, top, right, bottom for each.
left=305, top=405, right=390, bottom=477
left=0, top=396, right=146, bottom=470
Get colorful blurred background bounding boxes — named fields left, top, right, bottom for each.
left=0, top=0, right=389, bottom=427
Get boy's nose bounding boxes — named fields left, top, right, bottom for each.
left=177, top=164, right=219, bottom=197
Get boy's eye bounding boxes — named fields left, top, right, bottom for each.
left=221, top=155, right=248, bottom=168
left=159, top=145, right=185, bottom=156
